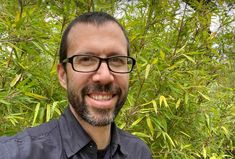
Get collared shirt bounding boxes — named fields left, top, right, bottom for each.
left=0, top=108, right=152, bottom=159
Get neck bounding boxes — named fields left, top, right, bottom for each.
left=70, top=106, right=111, bottom=150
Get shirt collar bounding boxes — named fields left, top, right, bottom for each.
left=110, top=123, right=128, bottom=157
left=59, top=107, right=91, bottom=158
left=59, top=107, right=128, bottom=158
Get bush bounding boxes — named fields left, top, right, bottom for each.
left=0, top=0, right=234, bottom=158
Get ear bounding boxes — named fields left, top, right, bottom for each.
left=57, top=63, right=67, bottom=89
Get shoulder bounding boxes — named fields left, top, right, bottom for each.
left=117, top=128, right=152, bottom=158
left=0, top=120, right=62, bottom=159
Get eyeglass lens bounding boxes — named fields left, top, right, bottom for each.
left=72, top=55, right=134, bottom=73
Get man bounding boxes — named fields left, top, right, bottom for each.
left=0, top=12, right=152, bottom=159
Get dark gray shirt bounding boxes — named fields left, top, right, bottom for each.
left=0, top=108, right=152, bottom=159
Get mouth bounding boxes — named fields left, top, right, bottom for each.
left=89, top=94, right=114, bottom=101
left=86, top=92, right=117, bottom=109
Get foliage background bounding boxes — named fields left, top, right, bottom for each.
left=0, top=0, right=234, bottom=158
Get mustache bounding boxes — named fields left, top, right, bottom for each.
left=82, top=83, right=121, bottom=95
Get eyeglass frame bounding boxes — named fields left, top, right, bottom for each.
left=62, top=54, right=136, bottom=73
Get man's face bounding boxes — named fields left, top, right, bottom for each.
left=57, top=22, right=129, bottom=126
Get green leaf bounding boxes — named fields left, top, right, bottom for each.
left=5, top=113, right=24, bottom=126
left=25, top=92, right=48, bottom=100
left=198, top=91, right=210, bottom=101
left=163, top=132, right=175, bottom=147
left=130, top=116, right=145, bottom=128
left=132, top=132, right=151, bottom=139
left=119, top=123, right=126, bottom=129
left=180, top=131, right=191, bottom=138
left=182, top=54, right=196, bottom=64
left=0, top=99, right=11, bottom=105
left=221, top=126, right=230, bottom=138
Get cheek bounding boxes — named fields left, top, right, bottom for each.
left=116, top=75, right=129, bottom=90
left=67, top=72, right=90, bottom=91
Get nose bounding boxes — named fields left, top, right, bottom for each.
left=92, top=62, right=114, bottom=84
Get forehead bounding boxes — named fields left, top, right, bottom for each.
left=67, top=22, right=128, bottom=56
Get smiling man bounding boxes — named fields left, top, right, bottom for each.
left=0, top=12, right=152, bottom=159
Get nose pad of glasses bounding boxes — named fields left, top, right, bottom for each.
left=92, top=67, right=114, bottom=84
left=97, top=61, right=111, bottom=73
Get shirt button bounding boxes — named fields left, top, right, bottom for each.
left=88, top=142, right=97, bottom=150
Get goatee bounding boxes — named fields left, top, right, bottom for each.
left=67, top=83, right=127, bottom=126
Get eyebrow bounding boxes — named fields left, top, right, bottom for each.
left=74, top=51, right=127, bottom=57
left=108, top=51, right=127, bottom=56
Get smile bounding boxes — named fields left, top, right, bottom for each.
left=85, top=92, right=117, bottom=109
left=89, top=94, right=113, bottom=101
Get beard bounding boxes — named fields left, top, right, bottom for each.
left=67, top=82, right=127, bottom=127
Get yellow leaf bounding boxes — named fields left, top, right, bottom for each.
left=55, top=108, right=61, bottom=116
left=181, top=144, right=191, bottom=150
left=119, top=123, right=126, bottom=129
left=46, top=104, right=51, bottom=122
left=159, top=95, right=168, bottom=107
left=32, top=103, right=40, bottom=126
left=160, top=50, right=165, bottom=61
left=15, top=11, right=21, bottom=23
left=167, top=64, right=177, bottom=70
left=51, top=101, right=58, bottom=118
left=209, top=156, right=217, bottom=159
left=152, top=100, right=158, bottom=115
left=145, top=64, right=151, bottom=79
left=152, top=58, right=158, bottom=64
left=10, top=74, right=21, bottom=87
left=176, top=98, right=181, bottom=109
left=146, top=115, right=154, bottom=136
left=140, top=101, right=152, bottom=107
left=185, top=92, right=189, bottom=104
left=202, top=146, right=207, bottom=158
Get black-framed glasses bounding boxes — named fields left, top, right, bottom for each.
left=62, top=55, right=136, bottom=73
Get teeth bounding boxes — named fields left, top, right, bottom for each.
left=90, top=95, right=112, bottom=101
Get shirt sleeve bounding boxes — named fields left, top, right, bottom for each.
left=140, top=144, right=153, bottom=159
left=0, top=125, right=62, bottom=159
left=0, top=136, right=23, bottom=159
left=134, top=139, right=152, bottom=159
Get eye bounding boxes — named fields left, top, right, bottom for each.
left=109, top=57, right=126, bottom=66
left=74, top=56, right=97, bottom=66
